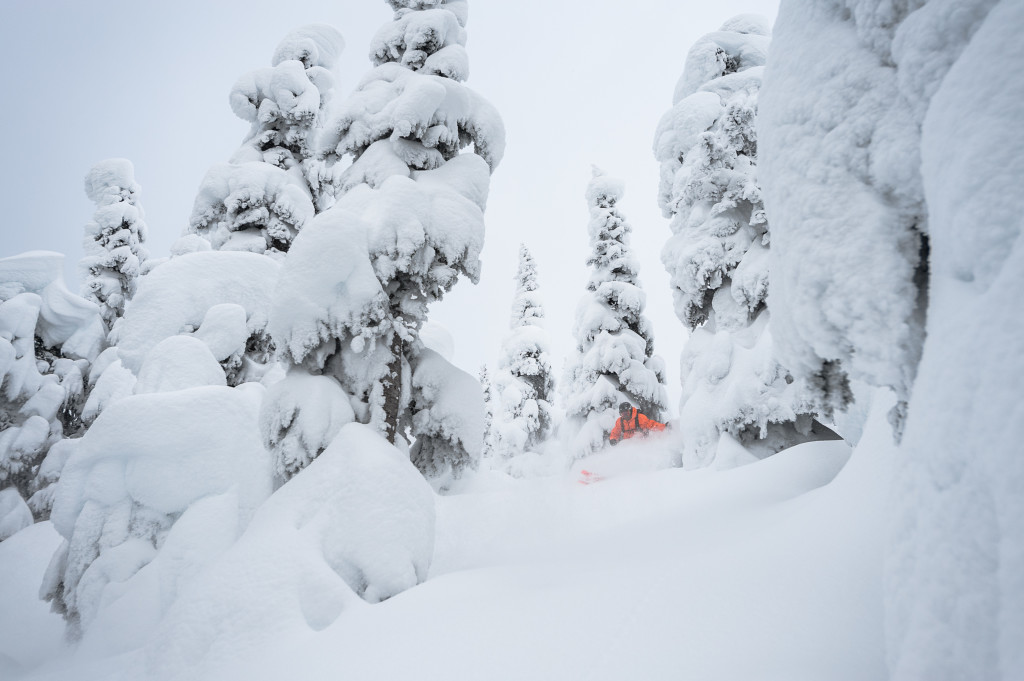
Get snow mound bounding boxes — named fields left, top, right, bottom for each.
left=141, top=423, right=434, bottom=681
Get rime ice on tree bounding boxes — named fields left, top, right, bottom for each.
left=492, top=245, right=555, bottom=460
left=654, top=16, right=836, bottom=467
left=266, top=0, right=504, bottom=481
left=562, top=168, right=668, bottom=459
left=187, top=26, right=343, bottom=256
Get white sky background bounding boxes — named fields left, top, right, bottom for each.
left=0, top=0, right=778, bottom=413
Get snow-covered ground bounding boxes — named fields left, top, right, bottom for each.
left=1, top=398, right=895, bottom=681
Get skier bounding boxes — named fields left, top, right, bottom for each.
left=608, top=401, right=667, bottom=446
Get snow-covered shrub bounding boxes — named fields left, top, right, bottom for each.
left=186, top=26, right=344, bottom=256
left=759, top=0, right=1024, bottom=677
left=40, top=385, right=273, bottom=639
left=80, top=159, right=149, bottom=328
left=654, top=16, right=834, bottom=467
left=492, top=245, right=555, bottom=460
left=562, top=169, right=668, bottom=459
left=0, top=253, right=105, bottom=521
left=268, top=0, right=505, bottom=470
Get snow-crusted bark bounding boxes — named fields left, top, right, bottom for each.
left=493, top=245, right=555, bottom=459
left=0, top=253, right=105, bottom=522
left=562, top=169, right=668, bottom=459
left=655, top=16, right=834, bottom=467
left=759, top=0, right=1021, bottom=678
left=186, top=26, right=343, bottom=256
left=80, top=159, right=149, bottom=329
left=267, top=0, right=504, bottom=475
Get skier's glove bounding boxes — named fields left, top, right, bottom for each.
left=609, top=439, right=618, bottom=446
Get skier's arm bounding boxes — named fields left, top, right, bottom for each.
left=609, top=418, right=624, bottom=443
left=638, top=414, right=666, bottom=433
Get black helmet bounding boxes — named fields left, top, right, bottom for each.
left=618, top=401, right=632, bottom=414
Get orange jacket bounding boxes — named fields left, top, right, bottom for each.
left=609, top=407, right=666, bottom=443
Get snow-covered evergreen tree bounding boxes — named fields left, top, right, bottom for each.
left=266, top=0, right=504, bottom=480
left=186, top=26, right=343, bottom=256
left=759, top=1, right=1024, bottom=676
left=0, top=253, right=105, bottom=526
left=493, top=245, right=554, bottom=459
left=80, top=159, right=149, bottom=329
left=478, top=363, right=495, bottom=459
left=654, top=16, right=835, bottom=467
left=562, top=168, right=668, bottom=459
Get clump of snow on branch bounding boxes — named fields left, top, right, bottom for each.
left=492, top=245, right=555, bottom=464
left=561, top=168, right=668, bottom=459
left=188, top=163, right=316, bottom=256
left=80, top=159, right=149, bottom=328
left=654, top=16, right=834, bottom=468
left=259, top=372, right=355, bottom=482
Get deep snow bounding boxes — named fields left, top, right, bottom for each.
left=1, top=397, right=895, bottom=681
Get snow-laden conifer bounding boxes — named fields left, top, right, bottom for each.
left=562, top=169, right=668, bottom=459
left=80, top=159, right=149, bottom=329
left=478, top=364, right=495, bottom=459
left=0, top=253, right=105, bottom=523
left=186, top=26, right=343, bottom=256
left=493, top=245, right=554, bottom=459
left=266, top=0, right=504, bottom=480
left=759, top=1, right=1024, bottom=675
left=654, top=16, right=836, bottom=467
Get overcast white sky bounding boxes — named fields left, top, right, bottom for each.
left=1, top=0, right=779, bottom=413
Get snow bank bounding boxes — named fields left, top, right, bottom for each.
left=0, top=522, right=65, bottom=676
left=141, top=423, right=434, bottom=681
left=222, top=414, right=888, bottom=681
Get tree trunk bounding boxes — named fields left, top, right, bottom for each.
left=382, top=331, right=404, bottom=444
